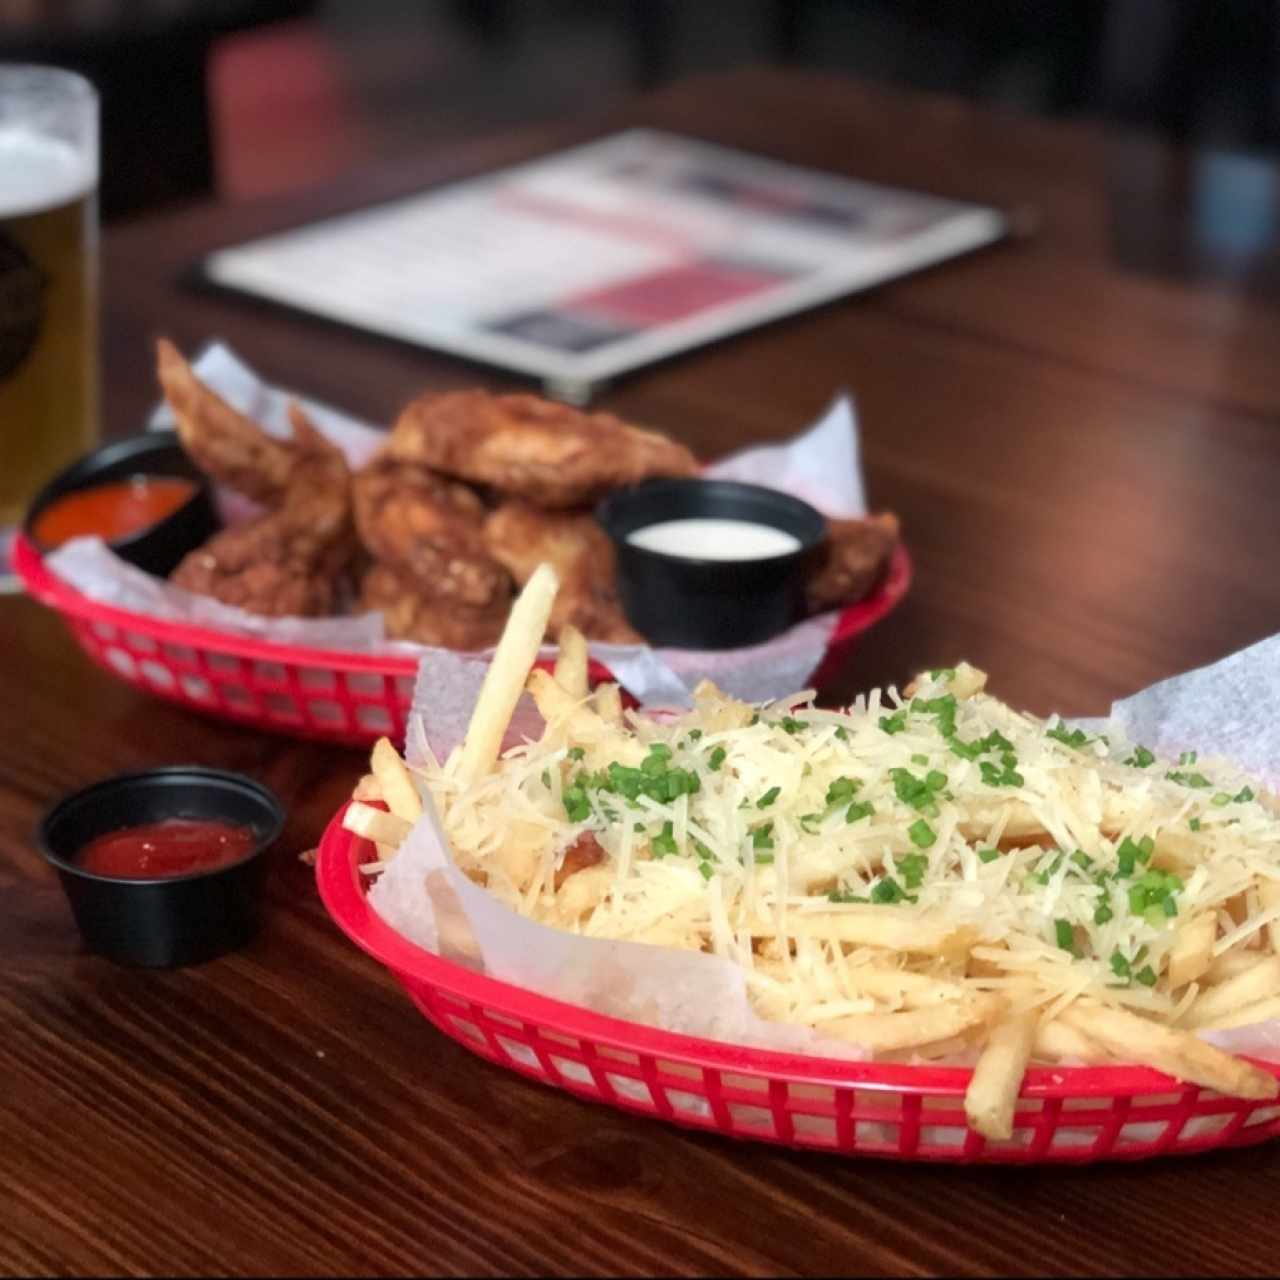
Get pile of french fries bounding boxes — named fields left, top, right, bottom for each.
left=344, top=565, right=1280, bottom=1140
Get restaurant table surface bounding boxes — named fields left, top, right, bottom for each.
left=5, top=67, right=1280, bottom=1277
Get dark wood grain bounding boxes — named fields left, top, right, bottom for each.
left=6, top=68, right=1280, bottom=1277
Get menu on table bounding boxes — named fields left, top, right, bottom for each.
left=201, top=129, right=1009, bottom=401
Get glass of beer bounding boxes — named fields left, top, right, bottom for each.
left=0, top=65, right=99, bottom=589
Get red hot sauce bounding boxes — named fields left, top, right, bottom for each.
left=77, top=819, right=254, bottom=879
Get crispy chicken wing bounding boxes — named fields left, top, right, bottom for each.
left=359, top=562, right=509, bottom=650
left=171, top=403, right=354, bottom=617
left=156, top=337, right=295, bottom=506
left=352, top=452, right=511, bottom=612
left=804, top=512, right=900, bottom=615
left=387, top=389, right=698, bottom=508
left=483, top=501, right=642, bottom=644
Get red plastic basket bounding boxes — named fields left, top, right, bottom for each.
left=14, top=532, right=912, bottom=747
left=317, top=803, right=1280, bottom=1163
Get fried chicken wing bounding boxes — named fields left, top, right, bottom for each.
left=359, top=562, right=509, bottom=650
left=483, top=501, right=642, bottom=644
left=171, top=402, right=354, bottom=617
left=352, top=453, right=510, bottom=612
left=156, top=337, right=295, bottom=506
left=804, top=512, right=900, bottom=615
left=387, top=390, right=698, bottom=508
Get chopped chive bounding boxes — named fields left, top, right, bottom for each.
left=650, top=820, right=678, bottom=857
left=1235, top=786, right=1255, bottom=803
left=845, top=800, right=874, bottom=823
left=756, top=786, right=781, bottom=809
left=707, top=746, right=726, bottom=771
left=908, top=818, right=936, bottom=849
left=1189, top=817, right=1202, bottom=831
left=567, top=746, right=585, bottom=761
left=895, top=852, right=929, bottom=890
left=1167, top=770, right=1212, bottom=789
left=870, top=877, right=911, bottom=904
left=825, top=776, right=860, bottom=806
left=1125, top=745, right=1155, bottom=769
left=1135, top=965, right=1158, bottom=987
left=977, top=847, right=1000, bottom=863
left=827, top=888, right=867, bottom=904
left=1054, top=918, right=1076, bottom=952
left=563, top=787, right=590, bottom=822
left=879, top=710, right=908, bottom=735
left=1047, top=723, right=1091, bottom=750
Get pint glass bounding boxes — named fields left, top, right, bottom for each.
left=0, top=65, right=99, bottom=584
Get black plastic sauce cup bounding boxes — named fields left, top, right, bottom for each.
left=23, top=430, right=219, bottom=577
left=597, top=478, right=827, bottom=649
left=37, top=767, right=285, bottom=968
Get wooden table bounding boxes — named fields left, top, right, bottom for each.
left=6, top=68, right=1280, bottom=1276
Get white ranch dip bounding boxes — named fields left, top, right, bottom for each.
left=626, top=517, right=802, bottom=561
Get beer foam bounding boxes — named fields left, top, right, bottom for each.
left=0, top=127, right=96, bottom=219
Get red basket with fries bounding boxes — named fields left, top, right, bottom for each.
left=13, top=532, right=912, bottom=747
left=316, top=806, right=1280, bottom=1163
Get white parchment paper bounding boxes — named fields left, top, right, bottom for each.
left=44, top=343, right=872, bottom=704
left=370, top=634, right=1280, bottom=1062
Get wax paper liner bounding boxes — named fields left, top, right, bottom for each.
left=367, top=632, right=1280, bottom=1062
left=43, top=342, right=872, bottom=704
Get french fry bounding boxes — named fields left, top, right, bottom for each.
left=950, top=662, right=987, bottom=699
left=1167, top=913, right=1217, bottom=989
left=1258, top=879, right=1280, bottom=954
left=342, top=802, right=413, bottom=848
left=1060, top=1003, right=1279, bottom=1099
left=1033, top=1017, right=1102, bottom=1062
left=965, top=1011, right=1036, bottom=1139
left=1196, top=994, right=1280, bottom=1031
left=1204, top=948, right=1268, bottom=985
left=822, top=995, right=1005, bottom=1053
left=783, top=913, right=978, bottom=956
left=553, top=624, right=589, bottom=700
left=351, top=773, right=383, bottom=802
left=593, top=681, right=623, bottom=726
left=527, top=668, right=593, bottom=728
left=847, top=967, right=971, bottom=1007
left=903, top=662, right=986, bottom=700
left=1183, top=956, right=1280, bottom=1029
left=370, top=737, right=422, bottom=823
left=458, top=563, right=559, bottom=783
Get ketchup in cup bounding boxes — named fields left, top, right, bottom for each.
left=77, top=818, right=255, bottom=879
left=37, top=767, right=285, bottom=968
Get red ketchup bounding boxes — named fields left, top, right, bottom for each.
left=77, top=819, right=254, bottom=879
